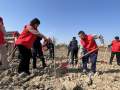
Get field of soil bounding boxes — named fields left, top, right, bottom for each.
left=0, top=46, right=120, bottom=90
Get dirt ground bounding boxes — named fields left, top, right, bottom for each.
left=0, top=46, right=120, bottom=90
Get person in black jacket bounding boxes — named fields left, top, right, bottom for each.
left=32, top=37, right=46, bottom=69
left=47, top=38, right=54, bottom=59
left=68, top=37, right=78, bottom=65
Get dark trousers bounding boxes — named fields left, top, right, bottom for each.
left=49, top=49, right=54, bottom=59
left=71, top=49, right=78, bottom=65
left=82, top=52, right=98, bottom=73
left=109, top=52, right=120, bottom=65
left=32, top=47, right=46, bottom=69
left=17, top=45, right=31, bottom=74
left=67, top=49, right=71, bottom=56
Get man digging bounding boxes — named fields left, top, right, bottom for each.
left=78, top=31, right=104, bottom=75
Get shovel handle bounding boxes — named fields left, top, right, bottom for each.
left=8, top=47, right=17, bottom=62
left=80, top=48, right=99, bottom=59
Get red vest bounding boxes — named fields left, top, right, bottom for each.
left=15, top=25, right=37, bottom=49
left=111, top=40, right=120, bottom=52
left=80, top=35, right=98, bottom=52
left=0, top=31, right=5, bottom=45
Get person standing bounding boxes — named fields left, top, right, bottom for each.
left=0, top=17, right=9, bottom=70
left=15, top=18, right=47, bottom=75
left=78, top=31, right=104, bottom=74
left=32, top=37, right=46, bottom=69
left=68, top=37, right=78, bottom=66
left=47, top=38, right=54, bottom=59
left=109, top=36, right=120, bottom=65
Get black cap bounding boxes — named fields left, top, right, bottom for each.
left=115, top=36, right=119, bottom=40
left=30, top=18, right=40, bottom=25
left=78, top=31, right=85, bottom=35
left=0, top=17, right=3, bottom=24
left=73, top=37, right=76, bottom=39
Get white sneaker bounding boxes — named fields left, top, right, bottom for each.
left=83, top=69, right=87, bottom=73
left=18, top=72, right=28, bottom=78
left=89, top=71, right=95, bottom=77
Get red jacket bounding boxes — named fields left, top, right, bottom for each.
left=80, top=35, right=98, bottom=52
left=111, top=40, right=120, bottom=52
left=0, top=31, right=5, bottom=45
left=15, top=25, right=37, bottom=49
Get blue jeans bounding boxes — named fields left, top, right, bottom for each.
left=82, top=52, right=98, bottom=73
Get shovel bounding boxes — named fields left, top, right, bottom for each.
left=60, top=48, right=99, bottom=69
left=7, top=46, right=17, bottom=63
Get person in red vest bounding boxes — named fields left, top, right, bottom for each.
left=15, top=18, right=47, bottom=75
left=109, top=36, right=120, bottom=65
left=78, top=31, right=104, bottom=74
left=0, top=17, right=9, bottom=70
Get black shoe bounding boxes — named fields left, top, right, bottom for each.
left=25, top=71, right=31, bottom=75
left=75, top=60, right=78, bottom=65
left=33, top=67, right=37, bottom=69
left=0, top=62, right=2, bottom=65
left=109, top=62, right=112, bottom=65
left=117, top=63, right=120, bottom=66
left=42, top=64, right=47, bottom=68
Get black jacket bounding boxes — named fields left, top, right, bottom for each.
left=33, top=37, right=42, bottom=49
left=69, top=39, right=78, bottom=50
